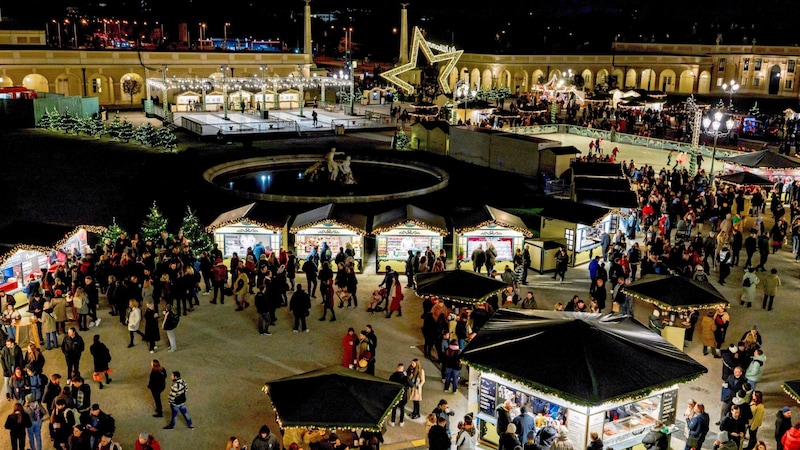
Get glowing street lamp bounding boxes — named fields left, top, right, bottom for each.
left=702, top=110, right=735, bottom=186
left=722, top=80, right=739, bottom=110
left=220, top=65, right=230, bottom=120
left=224, top=22, right=230, bottom=49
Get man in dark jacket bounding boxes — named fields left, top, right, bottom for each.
left=1, top=338, right=23, bottom=401
left=80, top=403, right=116, bottom=449
left=61, top=327, right=85, bottom=381
left=776, top=407, right=793, bottom=450
left=388, top=363, right=412, bottom=426
left=302, top=258, right=318, bottom=298
left=744, top=230, right=758, bottom=268
left=428, top=416, right=451, bottom=450
left=496, top=399, right=512, bottom=450
left=251, top=424, right=280, bottom=450
left=210, top=258, right=228, bottom=304
left=719, top=405, right=747, bottom=446
left=254, top=284, right=272, bottom=336
left=289, top=285, right=311, bottom=332
left=719, top=366, right=748, bottom=424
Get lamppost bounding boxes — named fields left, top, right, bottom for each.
left=52, top=20, right=62, bottom=48
left=702, top=110, right=735, bottom=187
left=722, top=79, right=739, bottom=110
left=224, top=22, right=230, bottom=50
left=455, top=80, right=476, bottom=124
left=343, top=27, right=352, bottom=57
left=294, top=66, right=306, bottom=117
left=199, top=23, right=206, bottom=42
left=349, top=60, right=357, bottom=115
left=220, top=65, right=230, bottom=120
left=259, top=65, right=268, bottom=112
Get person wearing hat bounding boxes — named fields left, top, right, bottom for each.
left=499, top=423, right=521, bottom=450
left=551, top=426, right=576, bottom=450
left=23, top=392, right=45, bottom=450
left=250, top=424, right=279, bottom=450
left=81, top=403, right=116, bottom=449
left=135, top=431, right=162, bottom=450
left=719, top=366, right=748, bottom=426
left=210, top=257, right=229, bottom=305
left=776, top=407, right=793, bottom=450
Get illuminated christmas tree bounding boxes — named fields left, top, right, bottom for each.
left=180, top=206, right=211, bottom=253
left=141, top=201, right=168, bottom=244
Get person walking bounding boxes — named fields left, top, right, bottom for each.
left=163, top=371, right=194, bottom=430
left=4, top=402, right=31, bottom=450
left=148, top=360, right=167, bottom=418
left=1, top=338, right=23, bottom=401
left=407, top=358, right=425, bottom=419
left=388, top=363, right=412, bottom=427
left=23, top=393, right=44, bottom=450
left=127, top=300, right=146, bottom=348
left=289, top=285, right=311, bottom=333
left=255, top=285, right=273, bottom=336
left=712, top=307, right=730, bottom=358
left=762, top=268, right=781, bottom=310
left=301, top=257, right=318, bottom=298
left=740, top=267, right=760, bottom=308
left=89, top=334, right=112, bottom=390
left=143, top=301, right=160, bottom=354
left=233, top=265, right=250, bottom=311
left=60, top=327, right=85, bottom=381
left=161, top=305, right=180, bottom=352
left=210, top=258, right=228, bottom=304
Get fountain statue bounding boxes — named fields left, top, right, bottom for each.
left=304, top=147, right=357, bottom=184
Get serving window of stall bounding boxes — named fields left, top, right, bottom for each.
left=294, top=226, right=365, bottom=271
left=212, top=224, right=282, bottom=258
left=601, top=395, right=662, bottom=447
left=575, top=214, right=617, bottom=253
left=0, top=249, right=49, bottom=291
left=458, top=229, right=524, bottom=263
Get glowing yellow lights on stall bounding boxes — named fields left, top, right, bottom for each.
left=380, top=26, right=463, bottom=95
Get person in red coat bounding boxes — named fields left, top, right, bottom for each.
left=783, top=422, right=800, bottom=450
left=342, top=328, right=357, bottom=367
left=385, top=274, right=404, bottom=318
left=135, top=432, right=162, bottom=450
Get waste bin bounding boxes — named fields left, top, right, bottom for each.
left=335, top=124, right=345, bottom=136
left=261, top=110, right=269, bottom=119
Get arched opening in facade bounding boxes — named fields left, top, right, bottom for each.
left=513, top=69, right=528, bottom=94
left=531, top=70, right=544, bottom=86
left=499, top=70, right=511, bottom=89
left=581, top=69, right=593, bottom=90
left=482, top=69, right=493, bottom=90
left=470, top=68, right=481, bottom=91
left=120, top=72, right=146, bottom=107
left=596, top=69, right=609, bottom=88
left=698, top=71, right=711, bottom=94
left=0, top=75, right=14, bottom=88
left=611, top=69, right=624, bottom=89
left=769, top=65, right=782, bottom=95
left=678, top=70, right=695, bottom=94
left=659, top=69, right=676, bottom=92
left=86, top=73, right=113, bottom=104
left=640, top=69, right=656, bottom=90
left=21, top=73, right=49, bottom=93
left=625, top=69, right=637, bottom=89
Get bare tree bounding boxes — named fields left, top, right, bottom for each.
left=122, top=78, right=142, bottom=108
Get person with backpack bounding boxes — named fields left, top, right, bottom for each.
left=81, top=403, right=116, bottom=449
left=251, top=424, right=281, bottom=450
left=50, top=398, right=78, bottom=450
left=25, top=365, right=47, bottom=402
left=443, top=339, right=462, bottom=394
left=23, top=393, right=44, bottom=450
left=740, top=267, right=760, bottom=308
left=97, top=432, right=123, bottom=450
left=302, top=257, right=318, bottom=299
left=162, top=305, right=180, bottom=352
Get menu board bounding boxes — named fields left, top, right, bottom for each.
left=659, top=390, right=677, bottom=426
left=566, top=410, right=587, bottom=450
left=479, top=378, right=497, bottom=417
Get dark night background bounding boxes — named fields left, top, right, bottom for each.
left=3, top=1, right=800, bottom=60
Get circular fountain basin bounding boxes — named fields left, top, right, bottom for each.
left=204, top=155, right=450, bottom=203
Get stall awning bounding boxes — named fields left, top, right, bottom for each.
left=622, top=274, right=729, bottom=312
left=461, top=310, right=707, bottom=406
left=265, top=365, right=404, bottom=431
left=0, top=221, right=106, bottom=250
left=716, top=171, right=774, bottom=186
left=452, top=205, right=532, bottom=237
left=509, top=197, right=614, bottom=227
left=371, top=205, right=448, bottom=236
left=290, top=203, right=368, bottom=234
left=414, top=270, right=507, bottom=305
left=782, top=380, right=800, bottom=404
left=570, top=162, right=625, bottom=177
left=718, top=150, right=800, bottom=169
left=205, top=202, right=290, bottom=233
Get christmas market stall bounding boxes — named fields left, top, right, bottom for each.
left=782, top=380, right=800, bottom=404
left=716, top=171, right=774, bottom=187
left=291, top=203, right=367, bottom=272
left=453, top=205, right=532, bottom=272
left=462, top=310, right=707, bottom=450
left=718, top=149, right=800, bottom=180
left=228, top=89, right=253, bottom=110
left=204, top=91, right=225, bottom=112
left=414, top=270, right=507, bottom=306
left=622, top=274, right=729, bottom=349
left=175, top=91, right=202, bottom=112
left=372, top=205, right=448, bottom=274
left=263, top=365, right=404, bottom=443
left=205, top=202, right=290, bottom=258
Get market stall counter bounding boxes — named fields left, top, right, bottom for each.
left=462, top=310, right=707, bottom=450
left=205, top=202, right=290, bottom=258
left=372, top=204, right=448, bottom=274
left=291, top=204, right=367, bottom=272
left=452, top=205, right=532, bottom=272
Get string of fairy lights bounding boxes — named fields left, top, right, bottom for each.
left=146, top=73, right=353, bottom=93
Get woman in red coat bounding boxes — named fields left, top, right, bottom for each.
left=385, top=274, right=404, bottom=318
left=342, top=328, right=357, bottom=367
left=782, top=422, right=800, bottom=450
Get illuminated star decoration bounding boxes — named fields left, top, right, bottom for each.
left=380, top=26, right=463, bottom=95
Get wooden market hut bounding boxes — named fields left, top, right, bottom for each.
left=371, top=205, right=448, bottom=274
left=291, top=204, right=368, bottom=272
left=205, top=202, right=290, bottom=259
left=451, top=205, right=532, bottom=272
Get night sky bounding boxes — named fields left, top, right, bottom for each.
left=4, top=1, right=800, bottom=59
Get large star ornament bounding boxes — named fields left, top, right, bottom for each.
left=380, top=27, right=463, bottom=95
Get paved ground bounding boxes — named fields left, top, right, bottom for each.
left=0, top=106, right=797, bottom=450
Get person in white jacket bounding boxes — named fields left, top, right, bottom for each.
left=126, top=300, right=145, bottom=348
left=745, top=349, right=766, bottom=390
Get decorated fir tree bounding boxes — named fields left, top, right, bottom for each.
left=118, top=119, right=135, bottom=142
left=394, top=130, right=410, bottom=149
left=180, top=206, right=211, bottom=253
left=89, top=114, right=106, bottom=138
left=716, top=99, right=726, bottom=110
left=61, top=110, right=78, bottom=134
left=156, top=126, right=177, bottom=151
left=750, top=101, right=760, bottom=117
left=134, top=123, right=158, bottom=147
left=141, top=201, right=168, bottom=244
left=76, top=115, right=93, bottom=135
left=101, top=217, right=127, bottom=246
left=107, top=113, right=123, bottom=139
left=37, top=108, right=53, bottom=129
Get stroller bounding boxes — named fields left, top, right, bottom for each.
left=367, top=288, right=386, bottom=313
